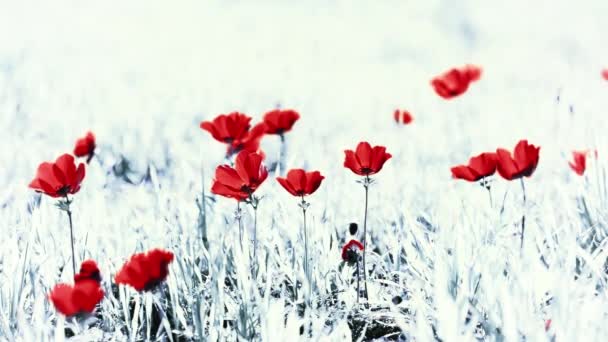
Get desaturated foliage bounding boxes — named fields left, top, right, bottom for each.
left=1, top=1, right=608, bottom=341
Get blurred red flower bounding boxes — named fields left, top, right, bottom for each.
left=73, top=131, right=96, bottom=162
left=263, top=109, right=300, bottom=135
left=496, top=140, right=540, bottom=180
left=211, top=150, right=268, bottom=201
left=569, top=150, right=587, bottom=176
left=344, top=142, right=392, bottom=176
left=341, top=239, right=364, bottom=265
left=200, top=112, right=252, bottom=143
left=602, top=69, right=608, bottom=81
left=115, top=248, right=174, bottom=292
left=74, top=260, right=101, bottom=283
left=277, top=169, right=324, bottom=197
left=393, top=109, right=413, bottom=124
left=431, top=64, right=482, bottom=99
left=29, top=154, right=86, bottom=198
left=228, top=123, right=267, bottom=156
left=49, top=260, right=104, bottom=317
left=451, top=152, right=497, bottom=182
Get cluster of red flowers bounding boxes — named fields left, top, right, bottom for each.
left=49, top=249, right=174, bottom=317
left=451, top=140, right=541, bottom=182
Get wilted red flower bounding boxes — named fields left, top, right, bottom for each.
left=263, top=109, right=300, bottom=135
left=344, top=142, right=392, bottom=176
left=73, top=131, right=96, bottom=162
left=569, top=150, right=587, bottom=176
left=451, top=152, right=497, bottom=182
left=277, top=169, right=324, bottom=197
left=29, top=154, right=86, bottom=198
left=496, top=140, right=541, bottom=180
left=200, top=112, right=252, bottom=144
left=393, top=109, right=413, bottom=124
left=341, top=239, right=364, bottom=265
left=74, top=260, right=101, bottom=283
left=602, top=69, right=608, bottom=81
left=211, top=150, right=268, bottom=201
left=431, top=64, right=482, bottom=99
left=115, top=248, right=174, bottom=292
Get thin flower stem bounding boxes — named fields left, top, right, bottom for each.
left=356, top=259, right=360, bottom=304
left=301, top=196, right=310, bottom=301
left=362, top=175, right=370, bottom=300
left=253, top=205, right=258, bottom=262
left=64, top=195, right=76, bottom=277
left=236, top=201, right=243, bottom=251
left=486, top=186, right=493, bottom=208
left=278, top=134, right=286, bottom=176
left=520, top=178, right=526, bottom=251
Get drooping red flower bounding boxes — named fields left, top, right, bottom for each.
left=431, top=64, right=482, bottom=99
left=29, top=154, right=86, bottom=198
left=341, top=239, right=364, bottom=265
left=277, top=169, right=324, bottom=197
left=496, top=140, right=541, bottom=180
left=49, top=280, right=104, bottom=317
left=263, top=109, right=300, bottom=135
left=451, top=152, right=497, bottom=182
left=393, top=109, right=413, bottom=124
left=115, top=248, right=174, bottom=292
left=73, top=131, right=96, bottom=162
left=344, top=142, right=392, bottom=176
left=211, top=150, right=268, bottom=201
left=569, top=150, right=587, bottom=176
left=200, top=112, right=252, bottom=144
left=228, top=122, right=267, bottom=156
left=74, top=260, right=101, bottom=283
left=602, top=69, right=608, bottom=81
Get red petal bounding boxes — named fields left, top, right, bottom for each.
left=355, top=142, right=373, bottom=170
left=344, top=150, right=363, bottom=176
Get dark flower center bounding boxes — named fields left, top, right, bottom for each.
left=344, top=249, right=360, bottom=265
left=56, top=185, right=71, bottom=196
left=360, top=167, right=372, bottom=174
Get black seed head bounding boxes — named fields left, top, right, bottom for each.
left=349, top=222, right=358, bottom=235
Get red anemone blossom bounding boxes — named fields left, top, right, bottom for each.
left=277, top=169, right=324, bottom=197
left=341, top=239, right=364, bottom=265
left=431, top=64, right=482, bottom=99
left=228, top=122, right=266, bottom=156
left=393, top=109, right=413, bottom=124
left=29, top=154, right=86, bottom=198
left=344, top=142, right=392, bottom=176
left=569, top=150, right=588, bottom=176
left=115, top=248, right=175, bottom=292
left=602, top=69, right=608, bottom=81
left=263, top=109, right=300, bottom=135
left=74, top=260, right=102, bottom=283
left=200, top=112, right=252, bottom=144
left=496, top=140, right=540, bottom=180
left=73, top=131, right=96, bottom=162
left=451, top=152, right=497, bottom=182
left=49, top=260, right=104, bottom=317
left=211, top=150, right=268, bottom=201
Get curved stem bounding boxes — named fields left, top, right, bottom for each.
left=64, top=195, right=76, bottom=277
left=362, top=176, right=370, bottom=300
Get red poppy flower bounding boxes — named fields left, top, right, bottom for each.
left=451, top=152, right=497, bottom=182
left=602, top=69, right=608, bottom=81
left=49, top=280, right=104, bottom=317
left=431, top=64, right=482, bottom=99
left=262, top=109, right=300, bottom=135
left=496, top=140, right=540, bottom=180
left=115, top=248, right=174, bottom=292
left=276, top=169, right=324, bottom=197
left=569, top=150, right=587, bottom=176
left=341, top=239, right=364, bottom=265
left=393, top=109, right=413, bottom=124
left=73, top=131, right=96, bottom=162
left=29, top=154, right=86, bottom=198
left=200, top=112, right=252, bottom=144
left=211, top=150, right=268, bottom=201
left=228, top=122, right=267, bottom=156
left=344, top=142, right=392, bottom=176
left=74, top=260, right=101, bottom=283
